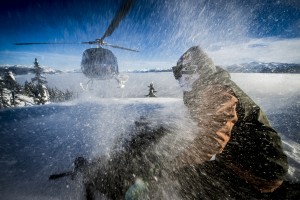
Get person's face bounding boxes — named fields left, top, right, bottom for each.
left=174, top=49, right=200, bottom=91
left=178, top=73, right=199, bottom=92
left=173, top=62, right=199, bottom=92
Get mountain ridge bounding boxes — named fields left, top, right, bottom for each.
left=127, top=62, right=300, bottom=73
left=0, top=65, right=63, bottom=75
left=1, top=62, right=300, bottom=75
left=222, top=62, right=300, bottom=73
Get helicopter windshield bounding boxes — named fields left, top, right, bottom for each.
left=81, top=48, right=118, bottom=80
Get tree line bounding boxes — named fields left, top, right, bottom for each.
left=0, top=58, right=74, bottom=109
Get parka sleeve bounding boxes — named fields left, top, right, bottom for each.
left=217, top=104, right=289, bottom=193
left=177, top=84, right=238, bottom=166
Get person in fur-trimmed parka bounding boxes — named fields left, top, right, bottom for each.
left=172, top=46, right=288, bottom=193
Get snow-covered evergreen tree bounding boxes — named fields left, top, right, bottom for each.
left=64, top=89, right=73, bottom=101
left=31, top=58, right=49, bottom=104
left=0, top=59, right=74, bottom=110
left=4, top=70, right=16, bottom=90
left=0, top=76, right=3, bottom=108
left=48, top=87, right=73, bottom=102
left=2, top=70, right=19, bottom=106
left=24, top=80, right=35, bottom=97
left=0, top=89, right=11, bottom=108
left=0, top=76, right=11, bottom=108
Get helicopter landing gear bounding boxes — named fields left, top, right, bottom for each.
left=80, top=79, right=94, bottom=91
left=115, top=74, right=129, bottom=88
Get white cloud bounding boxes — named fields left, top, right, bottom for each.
left=207, top=37, right=300, bottom=65
left=120, top=37, right=300, bottom=69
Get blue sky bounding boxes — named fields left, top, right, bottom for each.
left=0, top=0, right=300, bottom=71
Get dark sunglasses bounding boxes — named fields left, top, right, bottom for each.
left=172, top=64, right=198, bottom=80
left=172, top=65, right=183, bottom=80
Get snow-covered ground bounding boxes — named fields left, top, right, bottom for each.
left=0, top=72, right=299, bottom=199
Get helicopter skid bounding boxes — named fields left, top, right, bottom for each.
left=115, top=74, right=129, bottom=88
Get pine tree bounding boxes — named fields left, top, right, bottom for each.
left=64, top=89, right=73, bottom=101
left=0, top=75, right=12, bottom=108
left=24, top=80, right=35, bottom=97
left=0, top=76, right=6, bottom=108
left=31, top=58, right=49, bottom=104
left=3, top=70, right=18, bottom=106
left=47, top=86, right=54, bottom=102
left=3, top=70, right=16, bottom=90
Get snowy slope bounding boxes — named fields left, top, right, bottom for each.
left=0, top=72, right=299, bottom=199
left=0, top=98, right=193, bottom=200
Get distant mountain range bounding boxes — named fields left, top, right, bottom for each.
left=128, top=62, right=300, bottom=73
left=0, top=65, right=63, bottom=75
left=222, top=62, right=300, bottom=73
left=127, top=68, right=172, bottom=73
left=1, top=62, right=300, bottom=75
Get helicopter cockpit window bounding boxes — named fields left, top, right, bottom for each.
left=81, top=48, right=118, bottom=79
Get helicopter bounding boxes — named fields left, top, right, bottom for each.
left=14, top=0, right=138, bottom=88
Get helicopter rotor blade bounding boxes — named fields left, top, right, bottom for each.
left=14, top=42, right=82, bottom=45
left=104, top=43, right=139, bottom=52
left=14, top=0, right=138, bottom=51
left=99, top=0, right=136, bottom=42
left=81, top=41, right=98, bottom=45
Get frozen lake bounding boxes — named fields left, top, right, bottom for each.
left=0, top=72, right=299, bottom=199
